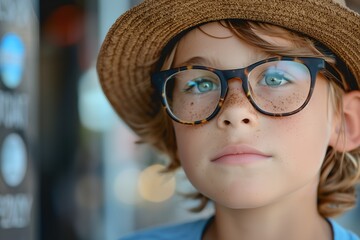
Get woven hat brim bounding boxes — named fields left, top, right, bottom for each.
left=97, top=0, right=360, bottom=133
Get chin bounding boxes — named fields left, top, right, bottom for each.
left=208, top=189, right=277, bottom=210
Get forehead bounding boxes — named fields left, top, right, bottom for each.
left=173, top=21, right=294, bottom=68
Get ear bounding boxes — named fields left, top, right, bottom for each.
left=329, top=90, right=360, bottom=152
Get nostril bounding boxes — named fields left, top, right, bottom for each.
left=242, top=118, right=250, bottom=124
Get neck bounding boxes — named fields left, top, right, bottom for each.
left=203, top=180, right=332, bottom=240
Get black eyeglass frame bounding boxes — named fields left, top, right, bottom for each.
left=151, top=56, right=344, bottom=125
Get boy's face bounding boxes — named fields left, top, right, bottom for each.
left=172, top=22, right=337, bottom=209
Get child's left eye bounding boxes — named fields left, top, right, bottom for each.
left=259, top=70, right=293, bottom=87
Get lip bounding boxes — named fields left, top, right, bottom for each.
left=211, top=145, right=271, bottom=164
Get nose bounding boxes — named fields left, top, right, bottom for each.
left=216, top=80, right=259, bottom=128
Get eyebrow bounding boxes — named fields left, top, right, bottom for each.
left=175, top=53, right=274, bottom=69
left=175, top=56, right=214, bottom=67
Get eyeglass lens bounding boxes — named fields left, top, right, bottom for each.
left=164, top=60, right=311, bottom=122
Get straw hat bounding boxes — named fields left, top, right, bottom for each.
left=97, top=0, right=360, bottom=133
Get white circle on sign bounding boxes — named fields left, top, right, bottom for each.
left=1, top=133, right=27, bottom=187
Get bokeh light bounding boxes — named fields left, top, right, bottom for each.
left=43, top=4, right=84, bottom=46
left=138, top=164, right=176, bottom=203
left=78, top=67, right=117, bottom=132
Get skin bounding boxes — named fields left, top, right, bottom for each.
left=171, top=22, right=338, bottom=240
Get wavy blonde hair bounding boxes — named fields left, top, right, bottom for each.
left=140, top=19, right=360, bottom=217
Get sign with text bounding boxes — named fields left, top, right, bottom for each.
left=0, top=0, right=38, bottom=239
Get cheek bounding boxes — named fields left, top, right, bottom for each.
left=174, top=124, right=204, bottom=163
left=172, top=92, right=221, bottom=121
left=269, top=82, right=334, bottom=171
left=173, top=123, right=212, bottom=179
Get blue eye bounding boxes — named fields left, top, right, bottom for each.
left=183, top=78, right=219, bottom=93
left=259, top=69, right=292, bottom=87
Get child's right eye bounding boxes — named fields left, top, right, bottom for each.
left=182, top=78, right=220, bottom=93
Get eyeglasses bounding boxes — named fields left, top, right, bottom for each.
left=151, top=57, right=343, bottom=125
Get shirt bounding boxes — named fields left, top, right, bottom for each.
left=120, top=217, right=359, bottom=240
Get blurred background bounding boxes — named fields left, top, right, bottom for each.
left=0, top=0, right=359, bottom=239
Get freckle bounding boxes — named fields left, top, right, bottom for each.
left=224, top=92, right=246, bottom=107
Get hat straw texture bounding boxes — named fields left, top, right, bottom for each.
left=97, top=0, right=360, bottom=133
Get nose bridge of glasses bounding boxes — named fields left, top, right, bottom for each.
left=221, top=68, right=249, bottom=95
left=219, top=68, right=252, bottom=107
left=222, top=68, right=248, bottom=83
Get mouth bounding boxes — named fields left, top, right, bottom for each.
left=211, top=144, right=271, bottom=165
